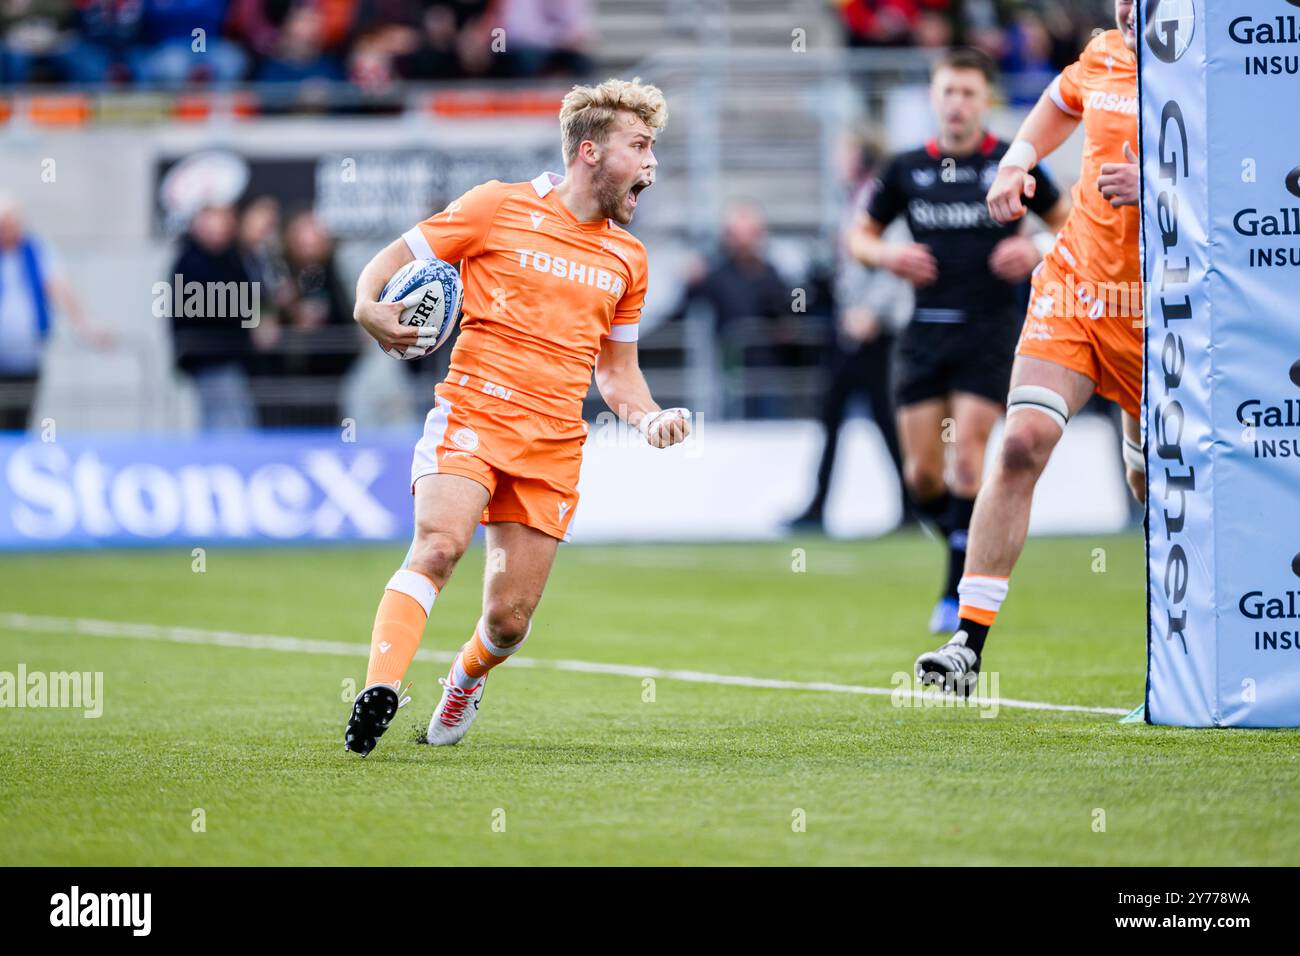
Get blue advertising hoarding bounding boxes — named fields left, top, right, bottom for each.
left=0, top=431, right=417, bottom=550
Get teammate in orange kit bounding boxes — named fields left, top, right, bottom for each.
left=344, top=78, right=690, bottom=755
left=916, top=0, right=1144, bottom=693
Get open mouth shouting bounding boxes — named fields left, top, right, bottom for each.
left=628, top=177, right=653, bottom=210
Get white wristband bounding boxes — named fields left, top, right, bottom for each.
left=1123, top=436, right=1145, bottom=474
left=999, top=140, right=1038, bottom=172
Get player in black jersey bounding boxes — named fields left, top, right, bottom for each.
left=848, top=48, right=1070, bottom=634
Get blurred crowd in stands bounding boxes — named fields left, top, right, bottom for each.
left=836, top=0, right=1115, bottom=104
left=168, top=197, right=363, bottom=428
left=4, top=1, right=1111, bottom=98
left=1, top=0, right=1119, bottom=439
left=0, top=0, right=593, bottom=87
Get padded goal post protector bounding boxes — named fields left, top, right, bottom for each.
left=1140, top=0, right=1300, bottom=726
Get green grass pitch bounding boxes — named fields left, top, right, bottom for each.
left=2, top=531, right=1298, bottom=866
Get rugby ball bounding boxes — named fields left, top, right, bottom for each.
left=378, top=257, right=463, bottom=360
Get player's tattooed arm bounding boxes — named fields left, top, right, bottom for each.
left=595, top=337, right=691, bottom=449
left=353, top=238, right=419, bottom=353
left=988, top=89, right=1082, bottom=223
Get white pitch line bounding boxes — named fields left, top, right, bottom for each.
left=0, top=612, right=1129, bottom=716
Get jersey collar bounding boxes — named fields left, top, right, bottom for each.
left=925, top=132, right=999, bottom=160
left=530, top=170, right=563, bottom=198
left=531, top=170, right=614, bottom=231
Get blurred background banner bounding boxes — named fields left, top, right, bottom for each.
left=0, top=429, right=414, bottom=547
left=0, top=413, right=1130, bottom=548
left=152, top=146, right=557, bottom=238
left=0, top=0, right=1130, bottom=545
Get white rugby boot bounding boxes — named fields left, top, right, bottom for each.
left=423, top=672, right=486, bottom=746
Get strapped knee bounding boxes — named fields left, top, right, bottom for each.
left=1006, top=385, right=1070, bottom=431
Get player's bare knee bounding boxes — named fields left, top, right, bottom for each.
left=408, top=529, right=469, bottom=581
left=482, top=601, right=532, bottom=648
left=998, top=417, right=1056, bottom=478
left=904, top=460, right=945, bottom=500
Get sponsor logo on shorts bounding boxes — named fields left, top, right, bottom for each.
left=1021, top=317, right=1055, bottom=342
left=451, top=427, right=479, bottom=451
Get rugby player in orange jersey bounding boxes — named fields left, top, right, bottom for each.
left=916, top=0, right=1145, bottom=694
left=343, top=78, right=691, bottom=755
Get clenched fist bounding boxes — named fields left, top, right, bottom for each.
left=987, top=165, right=1038, bottom=223
left=639, top=407, right=692, bottom=449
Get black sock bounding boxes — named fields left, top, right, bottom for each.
left=943, top=496, right=976, bottom=599
left=958, top=618, right=990, bottom=656
left=914, top=492, right=953, bottom=535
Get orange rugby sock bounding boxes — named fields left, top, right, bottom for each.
left=364, top=569, right=439, bottom=690
left=449, top=619, right=530, bottom=689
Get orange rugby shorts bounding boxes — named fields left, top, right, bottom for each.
left=1016, top=255, right=1144, bottom=418
left=410, top=381, right=587, bottom=541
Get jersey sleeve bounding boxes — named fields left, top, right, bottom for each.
left=403, top=180, right=507, bottom=264
left=864, top=156, right=906, bottom=227
left=1025, top=162, right=1062, bottom=217
left=607, top=249, right=648, bottom=342
left=1047, top=44, right=1090, bottom=118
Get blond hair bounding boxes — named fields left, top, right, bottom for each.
left=559, top=77, right=668, bottom=166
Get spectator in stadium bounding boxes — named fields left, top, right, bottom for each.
left=238, top=197, right=292, bottom=303
left=0, top=193, right=109, bottom=429
left=999, top=9, right=1056, bottom=106
left=0, top=194, right=109, bottom=430
left=836, top=0, right=951, bottom=48
left=345, top=0, right=495, bottom=84
left=282, top=211, right=352, bottom=355
left=494, top=0, right=591, bottom=77
left=168, top=203, right=259, bottom=430
left=789, top=136, right=912, bottom=532
left=677, top=201, right=795, bottom=419
left=1, top=0, right=74, bottom=84
left=228, top=0, right=356, bottom=59
left=270, top=210, right=356, bottom=424
left=37, top=0, right=146, bottom=84
left=236, top=196, right=293, bottom=352
left=253, top=4, right=345, bottom=81
left=129, top=0, right=248, bottom=86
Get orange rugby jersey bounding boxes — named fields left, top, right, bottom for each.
left=1046, top=29, right=1141, bottom=293
left=403, top=171, right=649, bottom=422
